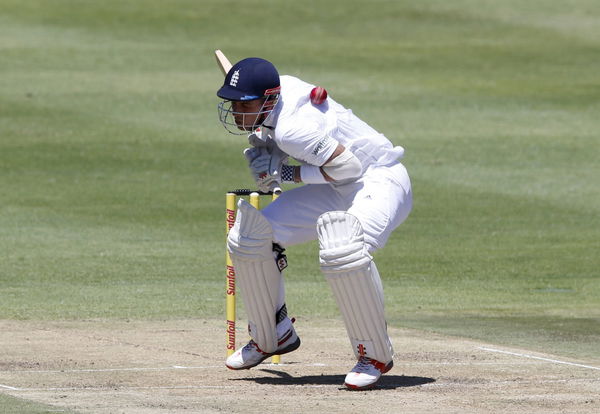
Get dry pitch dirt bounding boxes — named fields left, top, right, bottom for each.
left=1, top=319, right=599, bottom=413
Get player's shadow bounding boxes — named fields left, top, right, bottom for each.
left=231, top=368, right=435, bottom=390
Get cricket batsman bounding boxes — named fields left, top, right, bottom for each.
left=217, top=57, right=412, bottom=390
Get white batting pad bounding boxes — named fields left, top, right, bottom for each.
left=317, top=211, right=393, bottom=363
left=227, top=199, right=284, bottom=353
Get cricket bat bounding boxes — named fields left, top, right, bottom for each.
left=215, top=49, right=232, bottom=76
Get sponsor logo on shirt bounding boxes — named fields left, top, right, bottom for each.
left=312, top=136, right=331, bottom=156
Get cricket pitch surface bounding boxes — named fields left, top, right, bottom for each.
left=1, top=319, right=598, bottom=413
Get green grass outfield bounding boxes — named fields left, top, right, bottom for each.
left=1, top=0, right=599, bottom=405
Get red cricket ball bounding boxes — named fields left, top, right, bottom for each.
left=310, top=86, right=328, bottom=105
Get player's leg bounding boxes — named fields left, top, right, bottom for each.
left=347, top=163, right=412, bottom=252
left=320, top=163, right=412, bottom=390
left=262, top=183, right=346, bottom=247
left=317, top=212, right=394, bottom=390
left=225, top=199, right=300, bottom=370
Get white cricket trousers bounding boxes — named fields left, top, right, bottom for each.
left=262, top=162, right=412, bottom=252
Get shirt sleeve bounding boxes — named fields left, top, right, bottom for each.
left=275, top=120, right=338, bottom=167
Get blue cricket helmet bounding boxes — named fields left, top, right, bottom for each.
left=217, top=57, right=281, bottom=101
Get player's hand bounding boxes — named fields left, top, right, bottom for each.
left=243, top=147, right=281, bottom=192
left=244, top=147, right=270, bottom=175
left=243, top=146, right=263, bottom=163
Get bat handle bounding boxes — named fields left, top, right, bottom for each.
left=268, top=180, right=282, bottom=195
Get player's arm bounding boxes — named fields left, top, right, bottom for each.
left=288, top=143, right=362, bottom=184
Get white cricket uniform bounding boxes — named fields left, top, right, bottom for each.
left=260, top=75, right=412, bottom=252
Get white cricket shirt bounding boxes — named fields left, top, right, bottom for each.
left=263, top=75, right=404, bottom=170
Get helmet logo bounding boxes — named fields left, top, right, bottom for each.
left=230, top=70, right=240, bottom=87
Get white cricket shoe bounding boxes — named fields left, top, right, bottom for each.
left=344, top=357, right=393, bottom=390
left=226, top=318, right=300, bottom=370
